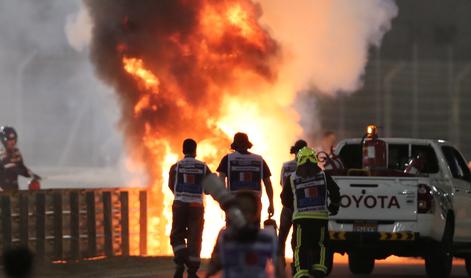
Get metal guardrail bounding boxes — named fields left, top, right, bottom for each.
left=0, top=189, right=148, bottom=261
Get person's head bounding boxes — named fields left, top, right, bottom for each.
left=290, top=139, right=308, bottom=155
left=3, top=246, right=34, bottom=278
left=235, top=191, right=261, bottom=226
left=296, top=147, right=320, bottom=177
left=182, top=138, right=197, bottom=157
left=0, top=126, right=17, bottom=151
left=230, top=132, right=253, bottom=152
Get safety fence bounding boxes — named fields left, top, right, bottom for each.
left=0, top=189, right=148, bottom=261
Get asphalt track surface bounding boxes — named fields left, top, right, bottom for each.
left=16, top=256, right=468, bottom=278
left=150, top=259, right=470, bottom=278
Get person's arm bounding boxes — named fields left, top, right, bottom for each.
left=168, top=164, right=177, bottom=193
left=0, top=149, right=5, bottom=170
left=279, top=165, right=285, bottom=186
left=326, top=173, right=341, bottom=215
left=263, top=177, right=274, bottom=217
left=203, top=165, right=213, bottom=195
left=15, top=151, right=35, bottom=178
left=216, top=155, right=228, bottom=187
left=17, top=161, right=32, bottom=178
left=280, top=176, right=294, bottom=210
left=262, top=160, right=274, bottom=216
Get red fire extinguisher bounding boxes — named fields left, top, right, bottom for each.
left=28, top=178, right=41, bottom=190
left=362, top=125, right=387, bottom=169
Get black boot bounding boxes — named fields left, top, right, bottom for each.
left=291, top=262, right=297, bottom=276
left=187, top=270, right=199, bottom=278
left=187, top=266, right=200, bottom=278
left=311, top=269, right=325, bottom=278
left=173, top=265, right=185, bottom=278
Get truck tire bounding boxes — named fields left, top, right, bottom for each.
left=424, top=216, right=453, bottom=278
left=348, top=252, right=375, bottom=275
left=465, top=257, right=471, bottom=277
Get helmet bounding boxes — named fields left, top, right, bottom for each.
left=296, top=147, right=318, bottom=166
left=0, top=126, right=17, bottom=146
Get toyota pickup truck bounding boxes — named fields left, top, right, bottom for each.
left=326, top=138, right=471, bottom=278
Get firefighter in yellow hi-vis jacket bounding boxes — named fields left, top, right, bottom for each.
left=280, top=147, right=340, bottom=278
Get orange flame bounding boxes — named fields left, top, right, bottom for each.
left=117, top=1, right=301, bottom=258
left=123, top=57, right=160, bottom=92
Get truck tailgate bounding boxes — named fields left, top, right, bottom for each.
left=332, top=176, right=418, bottom=221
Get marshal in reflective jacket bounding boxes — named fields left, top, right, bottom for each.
left=227, top=152, right=264, bottom=192
left=171, top=157, right=210, bottom=204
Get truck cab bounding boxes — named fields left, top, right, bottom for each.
left=327, top=138, right=471, bottom=277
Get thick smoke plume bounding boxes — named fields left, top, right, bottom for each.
left=259, top=0, right=398, bottom=94
left=83, top=0, right=287, bottom=254
left=258, top=0, right=398, bottom=140
left=84, top=0, right=280, bottom=151
left=78, top=0, right=398, bottom=255
left=0, top=0, right=124, bottom=189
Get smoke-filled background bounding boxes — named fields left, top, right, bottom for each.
left=0, top=0, right=129, bottom=188
left=0, top=0, right=398, bottom=256
left=4, top=0, right=471, bottom=257
left=70, top=0, right=398, bottom=255
left=0, top=0, right=398, bottom=188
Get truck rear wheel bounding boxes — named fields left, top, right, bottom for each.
left=425, top=217, right=453, bottom=278
left=424, top=249, right=452, bottom=278
left=464, top=257, right=471, bottom=277
left=348, top=252, right=375, bottom=275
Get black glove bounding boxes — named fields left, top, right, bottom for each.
left=328, top=203, right=340, bottom=216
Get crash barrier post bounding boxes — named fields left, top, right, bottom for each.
left=0, top=189, right=147, bottom=262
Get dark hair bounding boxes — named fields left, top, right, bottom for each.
left=3, top=246, right=34, bottom=278
left=290, top=139, right=308, bottom=154
left=230, top=132, right=253, bottom=150
left=182, top=138, right=197, bottom=155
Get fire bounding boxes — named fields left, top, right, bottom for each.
left=123, top=57, right=160, bottom=92
left=88, top=0, right=300, bottom=257
left=122, top=55, right=301, bottom=257
left=227, top=5, right=253, bottom=37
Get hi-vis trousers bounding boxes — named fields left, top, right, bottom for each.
left=292, top=219, right=328, bottom=278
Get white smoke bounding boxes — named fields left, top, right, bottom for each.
left=256, top=0, right=398, bottom=141
left=0, top=0, right=125, bottom=188
left=63, top=0, right=398, bottom=153
left=259, top=0, right=398, bottom=94
left=65, top=2, right=93, bottom=52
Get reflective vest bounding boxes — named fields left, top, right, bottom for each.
left=227, top=152, right=263, bottom=192
left=290, top=172, right=329, bottom=220
left=174, top=157, right=207, bottom=204
left=280, top=159, right=297, bottom=186
left=219, top=228, right=277, bottom=278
